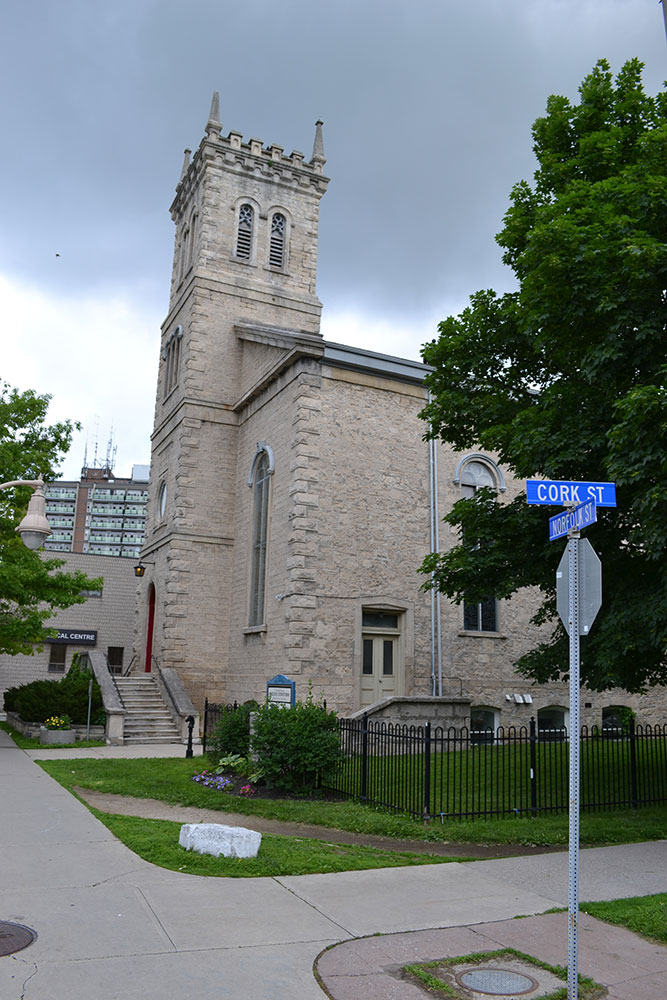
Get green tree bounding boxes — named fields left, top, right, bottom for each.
left=420, top=59, right=667, bottom=693
left=0, top=383, right=102, bottom=654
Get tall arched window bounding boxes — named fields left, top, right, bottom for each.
left=236, top=203, right=254, bottom=260
left=248, top=448, right=273, bottom=626
left=458, top=456, right=501, bottom=632
left=269, top=212, right=286, bottom=268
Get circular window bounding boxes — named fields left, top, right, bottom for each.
left=157, top=481, right=167, bottom=519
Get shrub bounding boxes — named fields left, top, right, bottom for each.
left=6, top=665, right=103, bottom=725
left=208, top=700, right=258, bottom=758
left=251, top=697, right=343, bottom=794
left=2, top=685, right=21, bottom=712
left=11, top=680, right=58, bottom=723
left=59, top=660, right=103, bottom=723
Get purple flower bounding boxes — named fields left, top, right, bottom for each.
left=192, top=771, right=232, bottom=792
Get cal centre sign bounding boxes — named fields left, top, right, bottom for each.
left=526, top=479, right=616, bottom=507
left=48, top=629, right=98, bottom=645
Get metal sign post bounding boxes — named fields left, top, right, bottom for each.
left=566, top=529, right=581, bottom=1000
left=527, top=479, right=610, bottom=1000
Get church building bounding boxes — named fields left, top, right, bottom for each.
left=133, top=95, right=658, bottom=735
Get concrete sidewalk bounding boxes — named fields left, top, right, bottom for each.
left=2, top=731, right=666, bottom=1000
left=22, top=741, right=204, bottom=760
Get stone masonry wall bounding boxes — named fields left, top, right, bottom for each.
left=225, top=360, right=323, bottom=704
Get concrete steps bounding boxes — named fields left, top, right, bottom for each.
left=115, top=675, right=181, bottom=744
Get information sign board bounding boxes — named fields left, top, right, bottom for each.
left=266, top=673, right=295, bottom=708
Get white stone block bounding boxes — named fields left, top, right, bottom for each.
left=178, top=822, right=262, bottom=859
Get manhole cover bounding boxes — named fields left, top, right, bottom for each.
left=457, top=968, right=537, bottom=996
left=0, top=921, right=38, bottom=957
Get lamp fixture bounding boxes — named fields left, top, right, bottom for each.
left=0, top=478, right=52, bottom=549
left=134, top=560, right=155, bottom=578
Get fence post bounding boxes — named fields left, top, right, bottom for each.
left=629, top=716, right=638, bottom=810
left=361, top=713, right=368, bottom=802
left=423, top=721, right=432, bottom=821
left=202, top=698, right=209, bottom=754
left=529, top=716, right=537, bottom=818
left=185, top=715, right=195, bottom=758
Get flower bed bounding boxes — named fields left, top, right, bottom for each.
left=192, top=769, right=256, bottom=796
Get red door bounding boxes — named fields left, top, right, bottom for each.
left=145, top=584, right=155, bottom=672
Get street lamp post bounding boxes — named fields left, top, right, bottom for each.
left=0, top=478, right=52, bottom=549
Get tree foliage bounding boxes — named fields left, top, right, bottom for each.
left=420, top=60, right=667, bottom=693
left=0, top=383, right=102, bottom=655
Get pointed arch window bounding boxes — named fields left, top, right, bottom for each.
left=247, top=445, right=274, bottom=627
left=162, top=326, right=183, bottom=398
left=236, top=203, right=254, bottom=260
left=178, top=226, right=189, bottom=283
left=188, top=212, right=198, bottom=269
left=458, top=455, right=501, bottom=633
left=269, top=212, right=286, bottom=268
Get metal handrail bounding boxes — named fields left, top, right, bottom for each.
left=104, top=653, right=126, bottom=708
left=151, top=655, right=180, bottom=721
left=122, top=653, right=138, bottom=678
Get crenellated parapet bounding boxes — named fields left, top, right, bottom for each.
left=171, top=92, right=329, bottom=223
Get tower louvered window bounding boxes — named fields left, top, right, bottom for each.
left=236, top=204, right=254, bottom=260
left=269, top=213, right=286, bottom=268
left=162, top=326, right=183, bottom=398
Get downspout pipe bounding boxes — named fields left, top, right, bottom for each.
left=428, top=391, right=443, bottom=697
left=429, top=433, right=436, bottom=697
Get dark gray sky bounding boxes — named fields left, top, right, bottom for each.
left=2, top=1, right=665, bottom=477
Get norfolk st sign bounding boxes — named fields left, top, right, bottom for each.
left=548, top=499, right=597, bottom=542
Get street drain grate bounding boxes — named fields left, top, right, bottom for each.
left=456, top=968, right=538, bottom=996
left=0, top=921, right=38, bottom=957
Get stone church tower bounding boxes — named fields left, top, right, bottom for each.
left=136, top=94, right=329, bottom=705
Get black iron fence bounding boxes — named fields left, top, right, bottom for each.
left=323, top=716, right=667, bottom=821
left=202, top=699, right=238, bottom=753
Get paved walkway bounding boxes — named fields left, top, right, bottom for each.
left=2, top=732, right=666, bottom=999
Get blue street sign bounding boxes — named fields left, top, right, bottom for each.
left=526, top=479, right=616, bottom=507
left=549, top=499, right=597, bottom=541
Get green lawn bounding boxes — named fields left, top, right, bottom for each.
left=582, top=893, right=667, bottom=945
left=95, top=811, right=464, bottom=876
left=37, top=756, right=667, bottom=848
left=0, top=721, right=105, bottom=750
